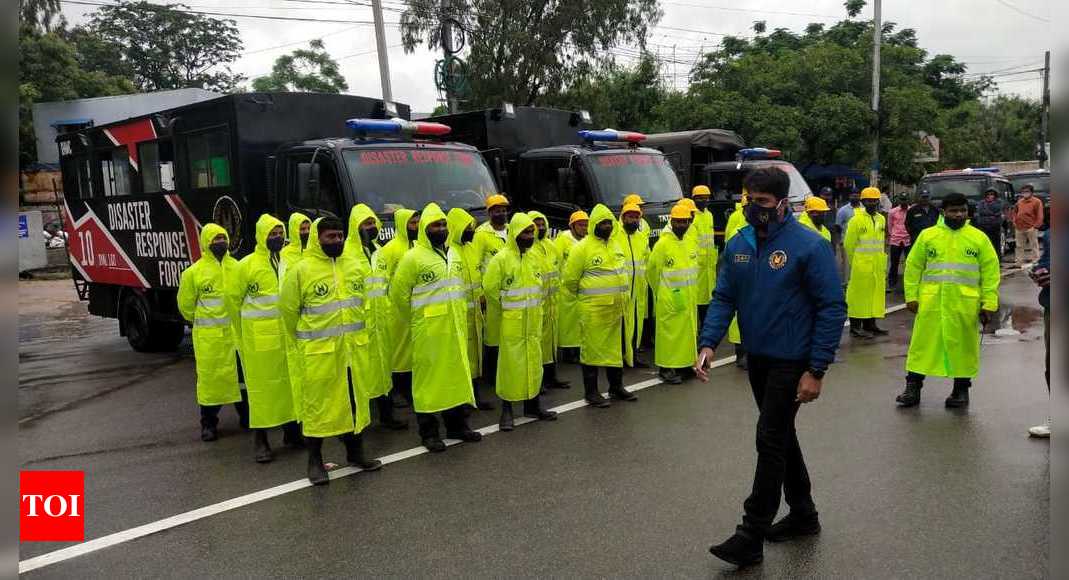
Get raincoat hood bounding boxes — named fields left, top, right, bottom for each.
left=199, top=223, right=230, bottom=263
left=446, top=207, right=476, bottom=248
left=286, top=212, right=311, bottom=253
left=304, top=217, right=333, bottom=261
left=416, top=203, right=448, bottom=250
left=527, top=210, right=549, bottom=238
left=345, top=203, right=381, bottom=255
left=253, top=214, right=286, bottom=259
left=393, top=208, right=417, bottom=247
left=589, top=204, right=619, bottom=240
left=506, top=212, right=536, bottom=253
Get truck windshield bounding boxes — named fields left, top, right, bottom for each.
left=587, top=152, right=683, bottom=205
left=342, top=147, right=498, bottom=213
left=1009, top=174, right=1050, bottom=198
left=921, top=177, right=986, bottom=202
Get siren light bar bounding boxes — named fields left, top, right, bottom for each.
left=737, top=147, right=782, bottom=160
left=963, top=167, right=1000, bottom=173
left=578, top=129, right=647, bottom=143
left=346, top=118, right=452, bottom=137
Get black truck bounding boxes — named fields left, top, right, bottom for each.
left=57, top=92, right=498, bottom=351
left=425, top=106, right=685, bottom=236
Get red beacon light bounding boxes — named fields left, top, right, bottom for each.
left=578, top=129, right=647, bottom=143
left=346, top=118, right=452, bottom=138
left=737, top=147, right=782, bottom=160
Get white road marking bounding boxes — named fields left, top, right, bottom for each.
left=19, top=305, right=906, bottom=574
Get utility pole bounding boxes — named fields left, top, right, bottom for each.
left=442, top=0, right=458, bottom=113
left=870, top=0, right=881, bottom=188
left=1039, top=49, right=1050, bottom=168
left=371, top=0, right=395, bottom=115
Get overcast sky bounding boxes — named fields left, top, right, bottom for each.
left=60, top=0, right=1051, bottom=115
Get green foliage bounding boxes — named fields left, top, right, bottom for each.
left=549, top=54, right=666, bottom=130
left=251, top=40, right=349, bottom=93
left=21, top=0, right=63, bottom=32
left=399, top=0, right=661, bottom=108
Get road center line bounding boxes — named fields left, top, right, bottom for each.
left=19, top=304, right=907, bottom=574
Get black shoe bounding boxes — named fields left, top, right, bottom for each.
left=945, top=385, right=970, bottom=408
left=609, top=387, right=638, bottom=402
left=523, top=399, right=558, bottom=421
left=864, top=323, right=889, bottom=336
left=708, top=533, right=763, bottom=567
left=585, top=392, right=611, bottom=408
left=767, top=513, right=821, bottom=542
left=253, top=430, right=273, bottom=463
left=499, top=402, right=515, bottom=431
left=201, top=426, right=218, bottom=442
left=282, top=422, right=305, bottom=448
left=307, top=443, right=329, bottom=486
left=422, top=436, right=447, bottom=453
left=896, top=381, right=922, bottom=407
left=850, top=327, right=874, bottom=339
left=658, top=368, right=683, bottom=385
left=632, top=357, right=650, bottom=369
left=446, top=429, right=483, bottom=442
left=343, top=434, right=383, bottom=471
left=546, top=380, right=571, bottom=389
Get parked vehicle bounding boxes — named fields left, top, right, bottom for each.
left=917, top=168, right=1017, bottom=255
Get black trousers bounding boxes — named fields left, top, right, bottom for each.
left=581, top=364, right=623, bottom=389
left=483, top=345, right=499, bottom=387
left=200, top=389, right=249, bottom=429
left=391, top=371, right=414, bottom=405
left=887, top=243, right=909, bottom=288
left=739, top=355, right=816, bottom=539
left=416, top=406, right=470, bottom=440
left=979, top=225, right=1002, bottom=258
left=907, top=371, right=972, bottom=388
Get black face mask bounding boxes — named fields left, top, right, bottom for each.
left=406, top=227, right=419, bottom=242
left=623, top=221, right=639, bottom=234
left=516, top=236, right=534, bottom=251
left=808, top=213, right=826, bottom=228
left=266, top=237, right=284, bottom=253
left=537, top=227, right=547, bottom=240
left=460, top=229, right=475, bottom=244
left=427, top=229, right=448, bottom=248
left=490, top=213, right=508, bottom=227
left=945, top=215, right=967, bottom=230
left=209, top=241, right=228, bottom=260
left=360, top=227, right=379, bottom=244
left=594, top=222, right=613, bottom=240
left=863, top=201, right=879, bottom=214
left=321, top=242, right=344, bottom=258
left=672, top=225, right=689, bottom=239
left=745, top=202, right=780, bottom=231
left=694, top=199, right=709, bottom=212
left=299, top=233, right=309, bottom=249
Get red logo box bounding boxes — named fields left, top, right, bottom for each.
left=20, top=471, right=85, bottom=542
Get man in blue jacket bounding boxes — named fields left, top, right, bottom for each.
left=695, top=167, right=847, bottom=567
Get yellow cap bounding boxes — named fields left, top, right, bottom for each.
left=486, top=194, right=510, bottom=209
left=622, top=193, right=644, bottom=206
left=670, top=203, right=694, bottom=220
left=569, top=210, right=590, bottom=225
left=804, top=196, right=830, bottom=212
left=678, top=197, right=697, bottom=213
left=621, top=203, right=643, bottom=217
left=860, top=187, right=881, bottom=200
left=692, top=185, right=711, bottom=197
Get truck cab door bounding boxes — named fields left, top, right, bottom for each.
left=523, top=155, right=587, bottom=234
left=283, top=149, right=346, bottom=227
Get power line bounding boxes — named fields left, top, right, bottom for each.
left=657, top=1, right=840, bottom=20
left=64, top=0, right=401, bottom=25
left=992, top=0, right=1050, bottom=23
left=241, top=24, right=363, bottom=56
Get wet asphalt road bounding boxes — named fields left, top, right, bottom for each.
left=18, top=273, right=1050, bottom=578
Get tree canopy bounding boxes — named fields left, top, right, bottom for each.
left=251, top=40, right=348, bottom=94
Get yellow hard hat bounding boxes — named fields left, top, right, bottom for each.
left=804, top=196, right=830, bottom=212
left=622, top=193, right=644, bottom=206
left=486, top=193, right=510, bottom=209
left=678, top=197, right=697, bottom=212
left=569, top=210, right=590, bottom=225
left=621, top=202, right=643, bottom=217
left=692, top=185, right=711, bottom=197
left=670, top=203, right=693, bottom=220
left=860, top=187, right=881, bottom=200
left=741, top=189, right=749, bottom=205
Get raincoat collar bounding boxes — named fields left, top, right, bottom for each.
left=199, top=223, right=229, bottom=264
left=253, top=214, right=286, bottom=259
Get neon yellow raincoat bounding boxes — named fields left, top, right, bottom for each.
left=177, top=223, right=241, bottom=406
left=555, top=230, right=582, bottom=348
left=905, top=218, right=1000, bottom=378
left=483, top=213, right=544, bottom=401
left=844, top=210, right=888, bottom=318
left=528, top=211, right=560, bottom=364
left=723, top=203, right=746, bottom=344
left=474, top=220, right=508, bottom=347
left=615, top=217, right=651, bottom=356
left=230, top=215, right=296, bottom=427
left=342, top=204, right=392, bottom=400
left=279, top=212, right=310, bottom=283
left=374, top=208, right=416, bottom=373
left=389, top=203, right=476, bottom=413
left=648, top=226, right=699, bottom=368
left=692, top=206, right=719, bottom=306
left=562, top=205, right=631, bottom=367
left=447, top=207, right=484, bottom=378
left=798, top=213, right=832, bottom=242
left=279, top=218, right=370, bottom=438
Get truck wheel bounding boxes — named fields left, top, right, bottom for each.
left=121, top=293, right=154, bottom=352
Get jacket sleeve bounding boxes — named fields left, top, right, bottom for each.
left=978, top=232, right=1001, bottom=312
left=482, top=254, right=503, bottom=332
left=561, top=242, right=584, bottom=294
left=697, top=243, right=737, bottom=350
left=646, top=240, right=663, bottom=301
left=1034, top=200, right=1044, bottom=228
left=801, top=239, right=847, bottom=370
left=389, top=254, right=415, bottom=325
left=176, top=265, right=197, bottom=323
left=278, top=264, right=301, bottom=341
left=903, top=231, right=927, bottom=304
left=843, top=215, right=859, bottom=264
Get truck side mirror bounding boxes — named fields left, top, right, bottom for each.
left=296, top=162, right=321, bottom=205
left=556, top=167, right=575, bottom=199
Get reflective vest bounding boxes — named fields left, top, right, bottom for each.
left=693, top=207, right=719, bottom=306
left=554, top=230, right=582, bottom=348
left=177, top=223, right=241, bottom=406
left=529, top=210, right=560, bottom=364
left=474, top=220, right=508, bottom=346
left=484, top=213, right=544, bottom=401
left=342, top=203, right=392, bottom=400
left=562, top=204, right=630, bottom=367
left=648, top=229, right=699, bottom=368
left=905, top=219, right=1000, bottom=378
left=232, top=214, right=296, bottom=428
left=279, top=218, right=371, bottom=438
left=798, top=212, right=832, bottom=242
left=374, top=208, right=416, bottom=373
left=389, top=203, right=476, bottom=413
left=844, top=211, right=887, bottom=318
left=447, top=207, right=484, bottom=378
left=615, top=224, right=650, bottom=357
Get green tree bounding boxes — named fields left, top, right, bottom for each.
left=251, top=40, right=349, bottom=93
left=399, top=0, right=661, bottom=108
left=77, top=1, right=244, bottom=92
left=550, top=53, right=666, bottom=131
left=21, top=0, right=63, bottom=32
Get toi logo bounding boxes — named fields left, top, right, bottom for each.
left=20, top=471, right=85, bottom=542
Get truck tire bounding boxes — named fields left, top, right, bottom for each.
left=120, top=293, right=185, bottom=352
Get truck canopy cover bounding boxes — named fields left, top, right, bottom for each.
left=586, top=151, right=683, bottom=205
left=643, top=129, right=746, bottom=152
left=343, top=146, right=497, bottom=213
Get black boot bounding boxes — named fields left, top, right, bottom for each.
left=658, top=367, right=683, bottom=385
left=607, top=368, right=637, bottom=402
left=734, top=345, right=748, bottom=370
left=282, top=421, right=305, bottom=448
left=342, top=433, right=383, bottom=471
left=200, top=406, right=219, bottom=442
left=499, top=402, right=515, bottom=432
left=896, top=377, right=923, bottom=407
left=253, top=429, right=273, bottom=463
left=850, top=318, right=873, bottom=339
left=863, top=318, right=889, bottom=335
left=306, top=437, right=329, bottom=486
left=543, top=363, right=571, bottom=389
left=473, top=379, right=496, bottom=411
left=708, top=532, right=763, bottom=567
left=582, top=366, right=610, bottom=408
left=945, top=380, right=971, bottom=408
left=235, top=396, right=250, bottom=430
left=523, top=396, right=558, bottom=421
left=767, top=512, right=821, bottom=542
left=376, top=396, right=408, bottom=430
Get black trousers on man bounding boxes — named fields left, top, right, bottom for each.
left=416, top=406, right=471, bottom=439
left=979, top=225, right=1002, bottom=259
left=200, top=353, right=250, bottom=430
left=738, top=355, right=816, bottom=539
left=887, top=243, right=909, bottom=289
